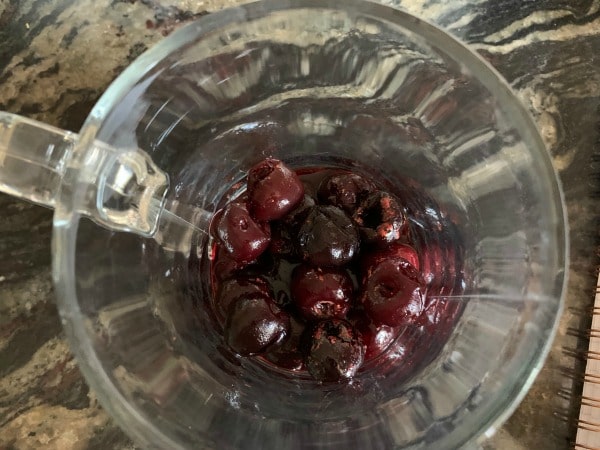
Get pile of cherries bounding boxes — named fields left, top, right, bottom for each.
left=209, top=158, right=454, bottom=383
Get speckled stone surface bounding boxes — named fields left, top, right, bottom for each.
left=0, top=0, right=598, bottom=448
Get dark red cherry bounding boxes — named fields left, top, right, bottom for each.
left=419, top=293, right=462, bottom=330
left=360, top=243, right=420, bottom=279
left=282, top=194, right=316, bottom=228
left=211, top=244, right=244, bottom=281
left=297, top=205, right=359, bottom=267
left=268, top=195, right=316, bottom=259
left=247, top=158, right=304, bottom=221
left=352, top=191, right=408, bottom=245
left=303, top=320, right=365, bottom=382
left=290, top=265, right=353, bottom=321
left=225, top=294, right=290, bottom=356
left=352, top=314, right=402, bottom=361
left=216, top=276, right=271, bottom=321
left=268, top=221, right=296, bottom=258
left=318, top=172, right=375, bottom=213
left=215, top=203, right=271, bottom=264
left=263, top=315, right=307, bottom=372
left=361, top=258, right=425, bottom=327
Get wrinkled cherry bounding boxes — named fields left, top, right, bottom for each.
left=297, top=205, right=359, bottom=267
left=291, top=265, right=353, bottom=321
left=361, top=258, right=424, bottom=327
left=318, top=172, right=375, bottom=214
left=216, top=276, right=271, bottom=321
left=304, top=320, right=365, bottom=382
left=225, top=294, right=290, bottom=356
left=215, top=203, right=271, bottom=264
left=353, top=191, right=407, bottom=245
left=247, top=158, right=304, bottom=221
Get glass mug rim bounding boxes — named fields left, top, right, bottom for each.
left=52, top=0, right=569, bottom=448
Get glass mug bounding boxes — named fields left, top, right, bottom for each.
left=0, top=0, right=567, bottom=448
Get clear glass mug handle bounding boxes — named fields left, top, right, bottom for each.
left=0, top=112, right=75, bottom=209
left=0, top=111, right=204, bottom=247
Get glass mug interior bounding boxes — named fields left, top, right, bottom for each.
left=54, top=1, right=566, bottom=449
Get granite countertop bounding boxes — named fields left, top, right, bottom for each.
left=0, top=1, right=598, bottom=449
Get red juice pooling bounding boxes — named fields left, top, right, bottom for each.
left=206, top=158, right=464, bottom=383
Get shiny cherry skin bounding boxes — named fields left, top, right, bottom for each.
left=216, top=276, right=271, bottom=321
left=351, top=313, right=402, bottom=361
left=225, top=293, right=290, bottom=356
left=215, top=203, right=271, bottom=264
left=361, top=258, right=425, bottom=327
left=263, top=315, right=306, bottom=372
left=297, top=205, right=359, bottom=267
left=269, top=195, right=316, bottom=259
left=360, top=242, right=420, bottom=279
left=247, top=158, right=304, bottom=221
